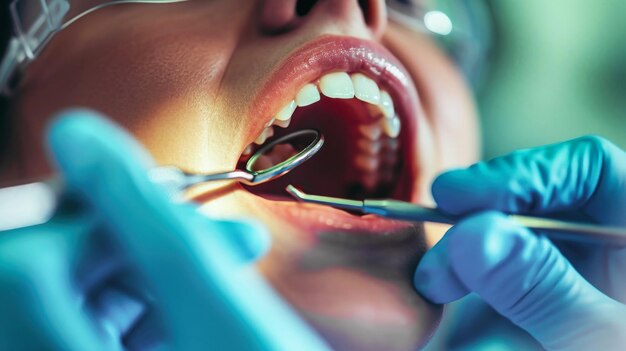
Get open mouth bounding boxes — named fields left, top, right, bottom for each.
left=238, top=71, right=404, bottom=201
left=237, top=36, right=419, bottom=206
left=218, top=36, right=443, bottom=343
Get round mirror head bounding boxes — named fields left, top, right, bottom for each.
left=246, top=129, right=324, bottom=184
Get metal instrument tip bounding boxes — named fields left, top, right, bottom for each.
left=284, top=185, right=364, bottom=212
left=285, top=184, right=306, bottom=202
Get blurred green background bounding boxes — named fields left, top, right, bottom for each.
left=478, top=0, right=626, bottom=159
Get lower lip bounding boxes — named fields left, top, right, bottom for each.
left=252, top=195, right=443, bottom=348
left=258, top=197, right=413, bottom=235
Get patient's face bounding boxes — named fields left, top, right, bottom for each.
left=11, top=0, right=479, bottom=349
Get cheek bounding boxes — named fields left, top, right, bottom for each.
left=18, top=6, right=249, bottom=172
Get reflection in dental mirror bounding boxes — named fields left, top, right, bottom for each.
left=246, top=129, right=323, bottom=174
left=149, top=129, right=324, bottom=193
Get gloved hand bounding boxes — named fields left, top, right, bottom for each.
left=0, top=110, right=329, bottom=350
left=415, top=136, right=626, bottom=350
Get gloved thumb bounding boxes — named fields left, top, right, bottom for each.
left=48, top=110, right=271, bottom=265
left=214, top=219, right=271, bottom=263
left=415, top=212, right=626, bottom=350
left=189, top=213, right=271, bottom=263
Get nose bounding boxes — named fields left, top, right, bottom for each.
left=258, top=0, right=387, bottom=39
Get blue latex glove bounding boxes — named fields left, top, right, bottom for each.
left=0, top=110, right=329, bottom=350
left=415, top=136, right=626, bottom=350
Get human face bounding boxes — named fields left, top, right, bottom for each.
left=11, top=0, right=479, bottom=349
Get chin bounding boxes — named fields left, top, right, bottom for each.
left=192, top=34, right=450, bottom=350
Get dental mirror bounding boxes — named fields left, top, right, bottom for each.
left=150, top=129, right=324, bottom=193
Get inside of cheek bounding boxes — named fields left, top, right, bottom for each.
left=237, top=97, right=407, bottom=201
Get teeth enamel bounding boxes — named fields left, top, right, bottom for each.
left=357, top=139, right=382, bottom=154
left=351, top=73, right=381, bottom=105
left=242, top=144, right=253, bottom=156
left=296, top=84, right=321, bottom=107
left=273, top=118, right=291, bottom=128
left=247, top=71, right=403, bottom=189
left=275, top=100, right=297, bottom=121
left=379, top=90, right=395, bottom=118
left=358, top=123, right=383, bottom=140
left=355, top=154, right=380, bottom=172
left=254, top=134, right=266, bottom=145
left=381, top=115, right=401, bottom=138
left=254, top=126, right=274, bottom=145
left=319, top=72, right=355, bottom=99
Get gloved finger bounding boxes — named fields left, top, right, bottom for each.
left=201, top=218, right=271, bottom=262
left=414, top=230, right=469, bottom=303
left=432, top=136, right=626, bottom=225
left=72, top=221, right=150, bottom=344
left=48, top=110, right=258, bottom=343
left=47, top=111, right=327, bottom=350
left=49, top=109, right=155, bottom=184
left=444, top=211, right=626, bottom=350
left=213, top=219, right=272, bottom=262
left=0, top=220, right=114, bottom=351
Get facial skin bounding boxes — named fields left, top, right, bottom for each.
left=2, top=0, right=479, bottom=349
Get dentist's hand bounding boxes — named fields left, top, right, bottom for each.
left=415, top=136, right=626, bottom=350
left=0, top=110, right=328, bottom=350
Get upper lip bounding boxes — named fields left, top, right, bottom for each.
left=245, top=34, right=422, bottom=199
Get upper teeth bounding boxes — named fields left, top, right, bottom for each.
left=379, top=91, right=395, bottom=118
left=295, top=83, right=321, bottom=107
left=381, top=115, right=401, bottom=139
left=275, top=100, right=297, bottom=121
left=243, top=71, right=404, bottom=193
left=252, top=71, right=400, bottom=146
left=319, top=72, right=355, bottom=99
left=351, top=73, right=381, bottom=105
left=254, top=125, right=274, bottom=145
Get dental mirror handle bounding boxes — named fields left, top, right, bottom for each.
left=181, top=170, right=255, bottom=187
left=362, top=199, right=626, bottom=246
left=148, top=167, right=255, bottom=194
left=1, top=166, right=255, bottom=231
